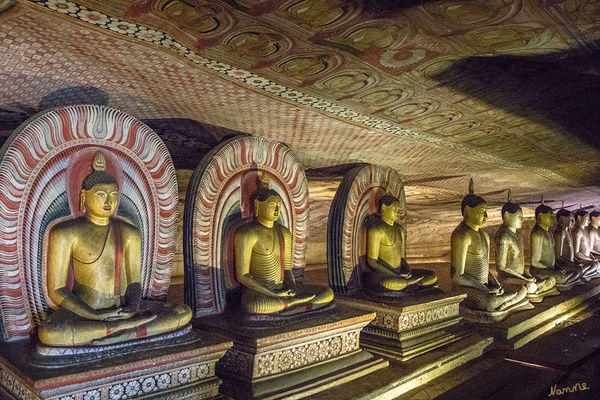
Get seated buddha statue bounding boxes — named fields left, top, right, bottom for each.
left=38, top=151, right=192, bottom=346
left=450, top=182, right=528, bottom=312
left=530, top=204, right=581, bottom=289
left=234, top=182, right=334, bottom=315
left=570, top=209, right=600, bottom=279
left=586, top=211, right=600, bottom=256
left=493, top=195, right=556, bottom=299
left=365, top=194, right=437, bottom=293
left=554, top=208, right=596, bottom=282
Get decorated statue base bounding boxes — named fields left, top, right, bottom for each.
left=315, top=332, right=493, bottom=400
left=200, top=304, right=388, bottom=400
left=467, top=278, right=600, bottom=349
left=0, top=330, right=232, bottom=400
left=335, top=291, right=477, bottom=361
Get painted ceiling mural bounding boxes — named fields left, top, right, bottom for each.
left=1, top=0, right=600, bottom=268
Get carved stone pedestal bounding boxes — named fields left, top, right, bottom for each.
left=316, top=333, right=493, bottom=400
left=335, top=292, right=473, bottom=361
left=200, top=304, right=388, bottom=400
left=0, top=330, right=232, bottom=400
left=467, top=278, right=600, bottom=349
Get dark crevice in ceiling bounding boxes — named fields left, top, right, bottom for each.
left=433, top=40, right=600, bottom=154
left=0, top=85, right=243, bottom=169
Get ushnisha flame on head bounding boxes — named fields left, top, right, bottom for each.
left=81, top=151, right=118, bottom=190
left=535, top=193, right=553, bottom=218
left=461, top=178, right=486, bottom=216
left=502, top=188, right=521, bottom=215
left=254, top=172, right=281, bottom=203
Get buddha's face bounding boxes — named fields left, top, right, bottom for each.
left=537, top=211, right=554, bottom=228
left=465, top=203, right=487, bottom=227
left=83, top=183, right=119, bottom=218
left=255, top=195, right=282, bottom=223
left=558, top=214, right=571, bottom=228
left=591, top=215, right=600, bottom=226
left=577, top=214, right=590, bottom=227
left=381, top=201, right=401, bottom=222
left=504, top=209, right=523, bottom=229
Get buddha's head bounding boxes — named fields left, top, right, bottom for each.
left=379, top=194, right=401, bottom=224
left=254, top=186, right=282, bottom=224
left=591, top=211, right=600, bottom=227
left=461, top=179, right=487, bottom=228
left=502, top=201, right=523, bottom=230
left=80, top=151, right=119, bottom=219
left=535, top=204, right=554, bottom=229
left=575, top=209, right=590, bottom=227
left=556, top=209, right=572, bottom=229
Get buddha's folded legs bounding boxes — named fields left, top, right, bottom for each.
left=578, top=260, right=600, bottom=279
left=369, top=269, right=435, bottom=292
left=531, top=266, right=580, bottom=286
left=500, top=276, right=537, bottom=295
left=533, top=275, right=557, bottom=294
left=241, top=285, right=334, bottom=315
left=38, top=301, right=192, bottom=346
left=456, top=283, right=527, bottom=312
left=412, top=268, right=438, bottom=286
left=499, top=283, right=528, bottom=310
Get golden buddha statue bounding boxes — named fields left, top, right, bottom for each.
left=530, top=203, right=581, bottom=289
left=586, top=210, right=600, bottom=256
left=38, top=151, right=192, bottom=346
left=493, top=193, right=556, bottom=299
left=366, top=195, right=437, bottom=293
left=450, top=181, right=528, bottom=312
left=234, top=182, right=334, bottom=315
left=571, top=209, right=600, bottom=279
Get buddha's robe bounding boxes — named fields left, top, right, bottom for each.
left=530, top=225, right=580, bottom=287
left=452, top=222, right=527, bottom=312
left=494, top=225, right=556, bottom=295
left=238, top=222, right=333, bottom=314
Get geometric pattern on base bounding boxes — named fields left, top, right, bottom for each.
left=207, top=305, right=388, bottom=399
left=0, top=332, right=232, bottom=400
left=336, top=293, right=470, bottom=361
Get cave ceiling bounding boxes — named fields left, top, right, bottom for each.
left=1, top=0, right=600, bottom=212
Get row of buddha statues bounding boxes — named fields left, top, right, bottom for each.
left=36, top=148, right=600, bottom=349
left=6, top=107, right=598, bottom=399
left=0, top=107, right=593, bottom=351
left=452, top=184, right=600, bottom=316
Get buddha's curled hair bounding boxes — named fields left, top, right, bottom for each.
left=378, top=194, right=399, bottom=211
left=254, top=172, right=281, bottom=202
left=81, top=151, right=118, bottom=190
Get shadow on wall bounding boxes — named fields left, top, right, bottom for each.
left=432, top=40, right=600, bottom=149
left=0, top=86, right=242, bottom=169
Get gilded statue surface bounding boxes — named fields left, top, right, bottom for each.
left=38, top=151, right=191, bottom=346
left=530, top=204, right=581, bottom=289
left=365, top=195, right=437, bottom=294
left=493, top=198, right=556, bottom=299
left=234, top=182, right=333, bottom=315
left=450, top=184, right=528, bottom=312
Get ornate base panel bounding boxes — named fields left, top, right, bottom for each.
left=467, top=279, right=600, bottom=349
left=201, top=304, right=388, bottom=399
left=335, top=292, right=469, bottom=361
left=0, top=331, right=232, bottom=400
